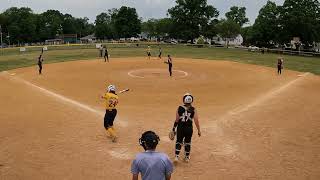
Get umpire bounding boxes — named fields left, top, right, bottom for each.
left=172, top=93, right=201, bottom=163
left=131, top=131, right=173, bottom=180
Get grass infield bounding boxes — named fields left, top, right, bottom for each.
left=0, top=44, right=319, bottom=75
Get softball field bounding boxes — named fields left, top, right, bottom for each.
left=1, top=57, right=320, bottom=179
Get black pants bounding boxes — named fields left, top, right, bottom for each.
left=104, top=109, right=117, bottom=129
left=175, top=125, right=193, bottom=157
left=278, top=66, right=282, bottom=74
left=38, top=64, right=42, bottom=74
left=104, top=54, right=109, bottom=62
left=169, top=64, right=172, bottom=76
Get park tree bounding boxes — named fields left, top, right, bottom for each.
left=62, top=14, right=77, bottom=34
left=2, top=7, right=38, bottom=43
left=142, top=18, right=174, bottom=39
left=156, top=18, right=174, bottom=38
left=240, top=26, right=254, bottom=46
left=142, top=19, right=158, bottom=38
left=251, top=1, right=281, bottom=47
left=216, top=19, right=240, bottom=47
left=225, top=6, right=249, bottom=27
left=202, top=19, right=219, bottom=39
left=74, top=17, right=94, bottom=38
left=279, top=0, right=320, bottom=44
left=95, top=12, right=113, bottom=39
left=168, top=0, right=219, bottom=41
left=113, top=6, right=141, bottom=38
left=38, top=10, right=64, bottom=40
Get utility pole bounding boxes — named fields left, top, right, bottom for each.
left=0, top=25, right=3, bottom=54
left=7, top=32, right=10, bottom=47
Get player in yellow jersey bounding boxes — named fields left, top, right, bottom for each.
left=101, top=85, right=119, bottom=142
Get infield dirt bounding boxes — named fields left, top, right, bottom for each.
left=1, top=57, right=319, bottom=179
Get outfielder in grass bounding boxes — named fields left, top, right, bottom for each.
left=170, top=93, right=201, bottom=163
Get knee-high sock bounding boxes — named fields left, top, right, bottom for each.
left=107, top=127, right=116, bottom=137
left=184, top=143, right=191, bottom=157
left=175, top=142, right=182, bottom=156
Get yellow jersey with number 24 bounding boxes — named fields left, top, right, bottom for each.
left=103, top=93, right=119, bottom=110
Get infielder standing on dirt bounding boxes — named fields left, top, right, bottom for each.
left=164, top=55, right=173, bottom=77
left=147, top=45, right=151, bottom=60
left=131, top=131, right=173, bottom=180
left=104, top=45, right=109, bottom=62
left=101, top=85, right=119, bottom=142
left=158, top=47, right=162, bottom=60
left=277, top=57, right=284, bottom=75
left=171, top=93, right=201, bottom=163
left=37, top=54, right=44, bottom=75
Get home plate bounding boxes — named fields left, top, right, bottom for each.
left=10, top=73, right=16, bottom=76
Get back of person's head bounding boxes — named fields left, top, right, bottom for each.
left=139, top=131, right=160, bottom=151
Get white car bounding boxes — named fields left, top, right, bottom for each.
left=248, top=46, right=259, bottom=52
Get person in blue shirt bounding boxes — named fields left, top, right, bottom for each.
left=131, top=131, right=173, bottom=180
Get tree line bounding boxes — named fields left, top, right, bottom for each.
left=0, top=0, right=319, bottom=47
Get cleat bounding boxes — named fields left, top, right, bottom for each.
left=111, top=136, right=117, bottom=143
left=184, top=156, right=190, bottom=163
left=174, top=156, right=179, bottom=163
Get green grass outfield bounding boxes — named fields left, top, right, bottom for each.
left=0, top=44, right=319, bottom=75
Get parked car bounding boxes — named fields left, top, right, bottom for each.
left=248, top=46, right=259, bottom=52
left=0, top=43, right=8, bottom=48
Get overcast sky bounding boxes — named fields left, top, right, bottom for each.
left=1, top=0, right=284, bottom=25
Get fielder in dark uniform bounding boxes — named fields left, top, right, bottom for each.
left=104, top=46, right=109, bottom=62
left=147, top=45, right=151, bottom=60
left=37, top=54, right=44, bottom=75
left=158, top=47, right=162, bottom=59
left=277, top=58, right=283, bottom=75
left=164, top=55, right=173, bottom=76
left=172, top=93, right=201, bottom=163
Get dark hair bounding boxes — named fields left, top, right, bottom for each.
left=139, top=131, right=160, bottom=150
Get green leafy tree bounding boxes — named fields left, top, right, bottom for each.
left=168, top=0, right=219, bottom=41
left=142, top=19, right=157, bottom=38
left=113, top=6, right=141, bottom=38
left=251, top=1, right=280, bottom=47
left=216, top=19, right=240, bottom=47
left=202, top=19, right=219, bottom=39
left=279, top=0, right=320, bottom=44
left=95, top=12, right=113, bottom=39
left=74, top=17, right=94, bottom=38
left=62, top=14, right=77, bottom=34
left=142, top=18, right=173, bottom=39
left=240, top=26, right=254, bottom=46
left=225, top=6, right=249, bottom=27
left=3, top=7, right=37, bottom=43
left=38, top=10, right=64, bottom=40
left=156, top=18, right=174, bottom=38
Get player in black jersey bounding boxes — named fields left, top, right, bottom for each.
left=37, top=54, right=44, bottom=75
left=277, top=57, right=283, bottom=75
left=172, top=93, right=201, bottom=163
left=164, top=55, right=173, bottom=77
